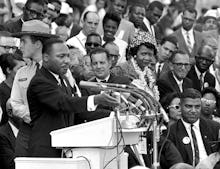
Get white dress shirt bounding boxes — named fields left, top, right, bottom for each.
left=66, top=30, right=87, bottom=55
left=143, top=17, right=155, bottom=37
left=182, top=119, right=208, bottom=163
left=8, top=121, right=18, bottom=137
left=172, top=73, right=183, bottom=92
left=181, top=28, right=195, bottom=49
left=50, top=71, right=97, bottom=112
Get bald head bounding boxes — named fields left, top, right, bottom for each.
left=83, top=11, right=100, bottom=36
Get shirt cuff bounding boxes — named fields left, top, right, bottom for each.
left=87, top=95, right=97, bottom=111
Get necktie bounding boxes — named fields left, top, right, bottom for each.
left=191, top=125, right=200, bottom=166
left=200, top=73, right=204, bottom=91
left=157, top=63, right=161, bottom=79
left=59, top=75, right=73, bottom=126
left=186, top=32, right=192, bottom=53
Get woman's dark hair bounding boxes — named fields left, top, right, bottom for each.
left=0, top=53, right=23, bottom=77
left=201, top=87, right=219, bottom=107
left=103, top=12, right=121, bottom=28
left=128, top=42, right=157, bottom=58
left=160, top=92, right=180, bottom=114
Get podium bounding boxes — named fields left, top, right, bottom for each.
left=50, top=116, right=146, bottom=169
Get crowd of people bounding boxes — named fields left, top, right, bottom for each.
left=0, top=0, right=220, bottom=169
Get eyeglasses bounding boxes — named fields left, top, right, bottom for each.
left=109, top=54, right=119, bottom=58
left=201, top=98, right=216, bottom=105
left=85, top=42, right=100, bottom=47
left=173, top=62, right=191, bottom=68
left=25, top=6, right=45, bottom=19
left=168, top=105, right=180, bottom=110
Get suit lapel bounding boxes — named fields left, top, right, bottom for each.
left=168, top=71, right=181, bottom=93
left=177, top=120, right=193, bottom=164
left=5, top=123, right=16, bottom=148
left=199, top=119, right=212, bottom=155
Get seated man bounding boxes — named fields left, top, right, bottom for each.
left=168, top=88, right=220, bottom=168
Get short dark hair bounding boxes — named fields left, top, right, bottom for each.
left=183, top=7, right=198, bottom=18
left=0, top=53, right=23, bottom=77
left=89, top=47, right=110, bottom=61
left=147, top=1, right=164, bottom=11
left=129, top=42, right=157, bottom=58
left=25, top=0, right=46, bottom=8
left=42, top=37, right=64, bottom=54
left=160, top=92, right=181, bottom=114
left=160, top=36, right=178, bottom=47
left=48, top=0, right=61, bottom=6
left=201, top=87, right=219, bottom=100
left=169, top=50, right=187, bottom=63
left=129, top=3, right=146, bottom=14
left=180, top=88, right=201, bottom=101
left=111, top=0, right=127, bottom=3
left=103, top=12, right=121, bottom=28
left=86, top=32, right=102, bottom=43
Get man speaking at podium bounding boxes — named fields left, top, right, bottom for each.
left=26, top=38, right=120, bottom=157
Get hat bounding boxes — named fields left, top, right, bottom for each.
left=129, top=30, right=158, bottom=53
left=203, top=9, right=217, bottom=22
left=13, top=20, right=58, bottom=38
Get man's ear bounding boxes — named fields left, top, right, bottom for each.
left=6, top=67, right=11, bottom=75
left=43, top=53, right=49, bottom=62
left=35, top=40, right=43, bottom=49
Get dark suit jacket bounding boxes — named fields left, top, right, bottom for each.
left=187, top=66, right=216, bottom=92
left=171, top=28, right=203, bottom=60
left=27, top=67, right=88, bottom=157
left=168, top=118, right=220, bottom=166
left=4, top=16, right=22, bottom=33
left=0, top=122, right=16, bottom=169
left=157, top=71, right=193, bottom=100
left=77, top=74, right=131, bottom=124
left=156, top=62, right=171, bottom=80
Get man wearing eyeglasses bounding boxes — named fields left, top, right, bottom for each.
left=187, top=44, right=215, bottom=92
left=85, top=32, right=102, bottom=54
left=157, top=50, right=193, bottom=100
left=4, top=0, right=46, bottom=33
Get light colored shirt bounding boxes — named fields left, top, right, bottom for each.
left=0, top=67, right=5, bottom=84
left=182, top=119, right=208, bottom=164
left=172, top=73, right=183, bottom=92
left=143, top=17, right=155, bottom=37
left=8, top=121, right=18, bottom=137
left=10, top=60, right=81, bottom=123
left=66, top=30, right=87, bottom=55
left=182, top=28, right=195, bottom=49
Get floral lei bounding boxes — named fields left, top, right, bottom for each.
left=131, top=57, right=160, bottom=101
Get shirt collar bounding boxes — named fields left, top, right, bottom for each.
left=49, top=70, right=60, bottom=83
left=172, top=72, right=183, bottom=85
left=181, top=27, right=194, bottom=35
left=78, top=30, right=87, bottom=41
left=182, top=118, right=200, bottom=130
left=8, top=121, right=18, bottom=138
left=195, top=65, right=206, bottom=78
left=96, top=74, right=110, bottom=82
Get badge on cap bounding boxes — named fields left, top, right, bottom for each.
left=182, top=136, right=190, bottom=144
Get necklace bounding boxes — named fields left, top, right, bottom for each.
left=131, top=58, right=160, bottom=101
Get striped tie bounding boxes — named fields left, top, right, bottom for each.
left=186, top=32, right=192, bottom=53
left=191, top=124, right=200, bottom=166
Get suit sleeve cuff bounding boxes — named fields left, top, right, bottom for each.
left=87, top=95, right=97, bottom=111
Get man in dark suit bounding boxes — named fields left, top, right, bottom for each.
left=0, top=100, right=21, bottom=169
left=187, top=44, right=215, bottom=92
left=79, top=47, right=130, bottom=123
left=157, top=50, right=192, bottom=100
left=171, top=7, right=202, bottom=64
left=4, top=0, right=46, bottom=33
left=27, top=38, right=120, bottom=157
left=168, top=88, right=220, bottom=168
left=156, top=35, right=178, bottom=79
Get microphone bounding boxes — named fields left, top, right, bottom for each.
left=79, top=81, right=128, bottom=90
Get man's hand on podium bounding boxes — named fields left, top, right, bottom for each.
left=94, top=92, right=120, bottom=108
